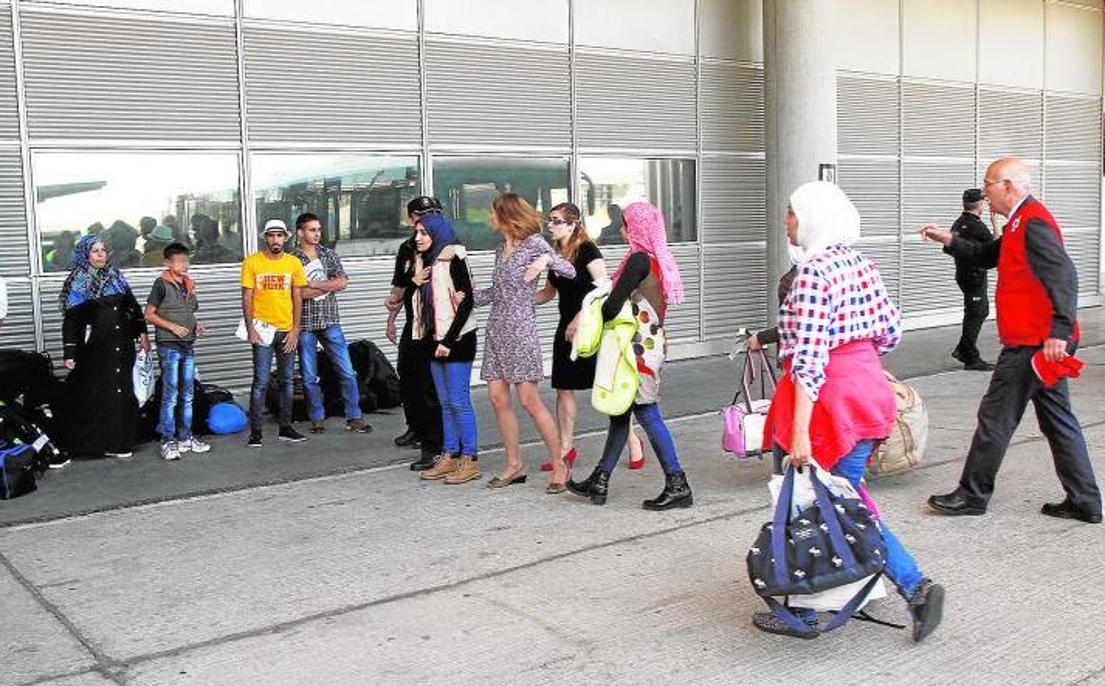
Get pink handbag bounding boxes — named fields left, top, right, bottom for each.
left=721, top=349, right=777, bottom=458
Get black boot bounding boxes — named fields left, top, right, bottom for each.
left=643, top=471, right=693, bottom=510
left=410, top=453, right=437, bottom=471
left=567, top=467, right=610, bottom=505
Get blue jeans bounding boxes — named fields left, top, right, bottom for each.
left=598, top=403, right=683, bottom=474
left=299, top=325, right=362, bottom=422
left=429, top=360, right=478, bottom=456
left=772, top=441, right=925, bottom=602
left=157, top=345, right=195, bottom=443
left=250, top=331, right=295, bottom=431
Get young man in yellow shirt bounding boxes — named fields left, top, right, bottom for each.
left=241, top=219, right=309, bottom=447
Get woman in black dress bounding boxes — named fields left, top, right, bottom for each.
left=535, top=203, right=645, bottom=472
left=58, top=235, right=149, bottom=458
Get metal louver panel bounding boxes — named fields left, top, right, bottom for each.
left=1045, top=94, right=1103, bottom=162
left=837, top=75, right=899, bottom=156
left=577, top=52, right=696, bottom=151
left=700, top=155, right=765, bottom=243
left=425, top=40, right=569, bottom=148
left=839, top=158, right=899, bottom=237
left=703, top=243, right=766, bottom=338
left=1043, top=163, right=1101, bottom=229
left=1064, top=229, right=1101, bottom=296
left=854, top=238, right=901, bottom=303
left=980, top=88, right=1042, bottom=161
left=0, top=150, right=29, bottom=276
left=903, top=81, right=975, bottom=158
left=701, top=62, right=763, bottom=154
left=0, top=8, right=19, bottom=140
left=0, top=280, right=35, bottom=350
left=244, top=25, right=420, bottom=146
left=901, top=160, right=976, bottom=228
left=332, top=258, right=411, bottom=365
left=663, top=244, right=701, bottom=342
left=20, top=9, right=240, bottom=140
left=900, top=242, right=960, bottom=314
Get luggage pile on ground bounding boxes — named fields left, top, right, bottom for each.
left=265, top=339, right=402, bottom=421
left=0, top=350, right=70, bottom=499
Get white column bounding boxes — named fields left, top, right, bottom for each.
left=763, top=0, right=838, bottom=323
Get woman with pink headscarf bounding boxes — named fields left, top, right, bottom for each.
left=567, top=202, right=692, bottom=510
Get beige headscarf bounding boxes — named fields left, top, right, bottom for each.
left=788, top=181, right=861, bottom=264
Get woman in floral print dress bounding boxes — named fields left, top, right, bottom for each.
left=473, top=193, right=576, bottom=492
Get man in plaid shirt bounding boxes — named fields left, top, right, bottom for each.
left=293, top=212, right=371, bottom=434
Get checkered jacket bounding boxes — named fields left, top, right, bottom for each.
left=777, top=244, right=901, bottom=401
left=293, top=245, right=346, bottom=331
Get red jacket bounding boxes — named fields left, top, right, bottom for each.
left=995, top=198, right=1079, bottom=346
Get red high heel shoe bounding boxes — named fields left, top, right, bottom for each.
left=628, top=434, right=646, bottom=470
left=541, top=446, right=577, bottom=472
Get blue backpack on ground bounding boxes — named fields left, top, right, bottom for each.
left=1, top=444, right=37, bottom=500
left=207, top=402, right=247, bottom=435
left=746, top=465, right=886, bottom=633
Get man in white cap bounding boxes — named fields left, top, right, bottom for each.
left=241, top=218, right=309, bottom=447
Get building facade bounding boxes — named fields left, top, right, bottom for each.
left=0, top=0, right=1100, bottom=388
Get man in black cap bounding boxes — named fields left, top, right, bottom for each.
left=949, top=189, right=996, bottom=371
left=385, top=196, right=444, bottom=470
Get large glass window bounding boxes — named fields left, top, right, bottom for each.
left=578, top=158, right=697, bottom=245
left=34, top=152, right=242, bottom=272
left=252, top=154, right=420, bottom=259
left=432, top=156, right=571, bottom=251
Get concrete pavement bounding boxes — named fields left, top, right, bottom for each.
left=2, top=312, right=1105, bottom=684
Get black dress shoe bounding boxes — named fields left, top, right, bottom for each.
left=928, top=492, right=986, bottom=516
left=410, top=454, right=436, bottom=471
left=963, top=359, right=996, bottom=372
left=1041, top=500, right=1102, bottom=524
left=394, top=429, right=419, bottom=447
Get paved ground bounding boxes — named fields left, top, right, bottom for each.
left=2, top=310, right=1105, bottom=684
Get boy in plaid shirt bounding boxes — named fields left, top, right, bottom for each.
left=292, top=213, right=371, bottom=434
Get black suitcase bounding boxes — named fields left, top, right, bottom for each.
left=1, top=444, right=37, bottom=499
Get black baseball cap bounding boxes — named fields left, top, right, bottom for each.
left=407, top=196, right=443, bottom=217
left=963, top=188, right=984, bottom=204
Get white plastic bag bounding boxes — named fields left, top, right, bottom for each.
left=132, top=349, right=155, bottom=405
left=767, top=465, right=887, bottom=612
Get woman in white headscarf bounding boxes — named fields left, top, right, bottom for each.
left=753, top=182, right=945, bottom=642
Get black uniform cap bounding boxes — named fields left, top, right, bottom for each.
left=407, top=196, right=443, bottom=217
left=962, top=188, right=984, bottom=204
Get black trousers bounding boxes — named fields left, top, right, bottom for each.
left=957, top=344, right=1101, bottom=515
left=396, top=326, right=442, bottom=459
left=954, top=280, right=988, bottom=364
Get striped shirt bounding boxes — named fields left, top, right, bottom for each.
left=777, top=244, right=901, bottom=401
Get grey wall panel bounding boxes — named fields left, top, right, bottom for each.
left=20, top=10, right=240, bottom=140
left=0, top=9, right=19, bottom=140
left=702, top=243, right=766, bottom=338
left=1043, top=163, right=1100, bottom=229
left=700, top=155, right=764, bottom=243
left=854, top=238, right=901, bottom=303
left=0, top=150, right=29, bottom=277
left=901, top=241, right=960, bottom=314
left=839, top=158, right=899, bottom=238
left=701, top=62, right=763, bottom=154
left=1046, top=94, right=1103, bottom=162
left=837, top=75, right=899, bottom=157
left=901, top=159, right=975, bottom=229
left=577, top=52, right=696, bottom=151
left=425, top=40, right=569, bottom=148
left=0, top=280, right=35, bottom=350
left=902, top=81, right=976, bottom=158
left=1065, top=229, right=1101, bottom=295
left=980, top=87, right=1042, bottom=161
left=243, top=26, right=420, bottom=146
left=663, top=244, right=701, bottom=342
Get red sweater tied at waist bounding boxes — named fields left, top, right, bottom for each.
left=762, top=340, right=897, bottom=470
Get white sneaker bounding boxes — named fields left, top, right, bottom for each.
left=180, top=438, right=211, bottom=454
left=160, top=442, right=181, bottom=461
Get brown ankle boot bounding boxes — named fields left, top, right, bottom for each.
left=421, top=455, right=457, bottom=480
left=444, top=456, right=481, bottom=484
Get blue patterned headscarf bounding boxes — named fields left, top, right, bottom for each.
left=58, top=234, right=131, bottom=312
left=417, top=213, right=460, bottom=266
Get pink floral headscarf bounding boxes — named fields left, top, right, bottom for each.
left=611, top=202, right=684, bottom=305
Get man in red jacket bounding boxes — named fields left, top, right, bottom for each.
left=919, top=157, right=1101, bottom=524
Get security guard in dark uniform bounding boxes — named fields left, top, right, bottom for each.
left=949, top=189, right=995, bottom=371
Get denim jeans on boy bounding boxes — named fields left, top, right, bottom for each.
left=250, top=331, right=295, bottom=431
left=772, top=440, right=925, bottom=607
left=598, top=403, right=683, bottom=474
left=157, top=345, right=195, bottom=443
left=299, top=325, right=362, bottom=422
left=429, top=360, right=478, bottom=456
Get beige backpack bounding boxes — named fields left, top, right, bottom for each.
left=866, top=370, right=927, bottom=479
